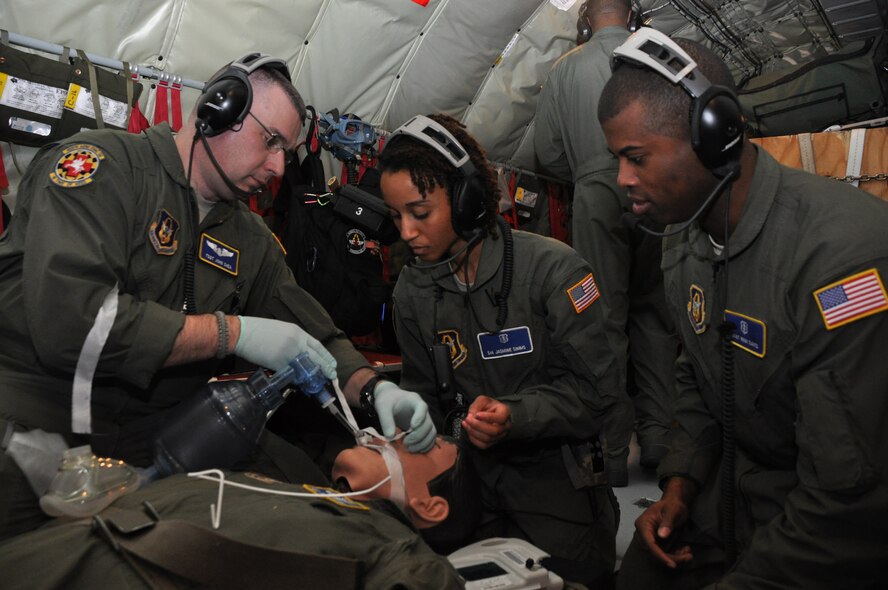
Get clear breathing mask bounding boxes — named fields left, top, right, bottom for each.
left=39, top=445, right=142, bottom=518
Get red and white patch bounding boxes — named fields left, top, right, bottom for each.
left=49, top=144, right=104, bottom=188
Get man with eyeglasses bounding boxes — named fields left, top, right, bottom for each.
left=0, top=53, right=435, bottom=542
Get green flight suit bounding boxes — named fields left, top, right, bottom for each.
left=534, top=26, right=678, bottom=462
left=0, top=125, right=370, bottom=538
left=0, top=471, right=463, bottom=590
left=392, top=229, right=619, bottom=572
left=619, top=148, right=888, bottom=589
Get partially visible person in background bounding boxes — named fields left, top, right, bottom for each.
left=535, top=0, right=678, bottom=486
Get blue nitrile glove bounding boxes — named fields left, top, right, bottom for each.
left=234, top=316, right=337, bottom=379
left=373, top=381, right=437, bottom=453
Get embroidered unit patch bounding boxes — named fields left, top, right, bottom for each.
left=567, top=273, right=600, bottom=314
left=302, top=484, right=369, bottom=510
left=438, top=329, right=468, bottom=369
left=148, top=209, right=180, bottom=255
left=199, top=233, right=240, bottom=276
left=687, top=284, right=707, bottom=334
left=724, top=310, right=766, bottom=357
left=814, top=268, right=888, bottom=330
left=346, top=228, right=367, bottom=254
left=49, top=144, right=104, bottom=187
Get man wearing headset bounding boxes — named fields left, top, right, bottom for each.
left=0, top=54, right=435, bottom=542
left=535, top=0, right=678, bottom=486
left=379, top=113, right=621, bottom=584
left=600, top=30, right=888, bottom=588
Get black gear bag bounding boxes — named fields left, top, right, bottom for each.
left=272, top=108, right=388, bottom=337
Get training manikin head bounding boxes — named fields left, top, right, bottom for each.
left=332, top=433, right=481, bottom=554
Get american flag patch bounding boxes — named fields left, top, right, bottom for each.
left=567, top=273, right=600, bottom=314
left=813, top=268, right=888, bottom=330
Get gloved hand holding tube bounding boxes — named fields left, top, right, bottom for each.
left=233, top=316, right=337, bottom=379
left=373, top=382, right=437, bottom=454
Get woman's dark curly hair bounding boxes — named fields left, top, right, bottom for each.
left=378, top=113, right=500, bottom=238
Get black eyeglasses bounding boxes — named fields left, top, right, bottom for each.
left=248, top=111, right=296, bottom=165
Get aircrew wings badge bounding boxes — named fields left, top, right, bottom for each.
left=199, top=233, right=240, bottom=276
left=813, top=268, right=888, bottom=330
left=49, top=144, right=104, bottom=187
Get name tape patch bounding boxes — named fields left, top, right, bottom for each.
left=724, top=310, right=766, bottom=358
left=478, top=326, right=533, bottom=360
left=199, top=233, right=239, bottom=276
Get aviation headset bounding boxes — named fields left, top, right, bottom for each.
left=386, top=115, right=488, bottom=240
left=577, top=1, right=644, bottom=44
left=195, top=52, right=291, bottom=137
left=611, top=27, right=743, bottom=176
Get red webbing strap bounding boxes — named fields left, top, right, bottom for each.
left=128, top=101, right=150, bottom=133
left=505, top=170, right=520, bottom=229
left=128, top=73, right=150, bottom=133
left=170, top=81, right=183, bottom=132
left=153, top=78, right=169, bottom=126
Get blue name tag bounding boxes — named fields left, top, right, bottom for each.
left=477, top=326, right=534, bottom=360
left=724, top=310, right=766, bottom=358
left=199, top=233, right=239, bottom=276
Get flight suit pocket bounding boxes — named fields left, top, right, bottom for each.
left=795, top=369, right=874, bottom=491
left=564, top=322, right=619, bottom=399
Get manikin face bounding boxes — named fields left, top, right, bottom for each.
left=602, top=100, right=718, bottom=226
left=381, top=170, right=464, bottom=262
left=201, top=81, right=302, bottom=201
left=331, top=436, right=457, bottom=527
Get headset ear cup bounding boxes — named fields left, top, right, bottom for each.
left=450, top=174, right=488, bottom=240
left=690, top=86, right=743, bottom=171
left=195, top=72, right=252, bottom=136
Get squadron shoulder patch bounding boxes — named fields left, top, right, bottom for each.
left=199, top=233, right=240, bottom=276
left=813, top=268, right=888, bottom=330
left=49, top=144, right=104, bottom=187
left=567, top=273, right=600, bottom=314
left=148, top=209, right=180, bottom=255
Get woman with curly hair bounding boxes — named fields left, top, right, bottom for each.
left=378, top=113, right=621, bottom=585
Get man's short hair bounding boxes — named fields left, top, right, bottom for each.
left=251, top=66, right=307, bottom=123
left=598, top=36, right=735, bottom=140
left=418, top=437, right=482, bottom=554
left=198, top=59, right=307, bottom=124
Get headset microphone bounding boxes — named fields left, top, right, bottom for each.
left=407, top=231, right=483, bottom=271
left=195, top=127, right=257, bottom=199
left=190, top=53, right=292, bottom=200
left=622, top=163, right=740, bottom=238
